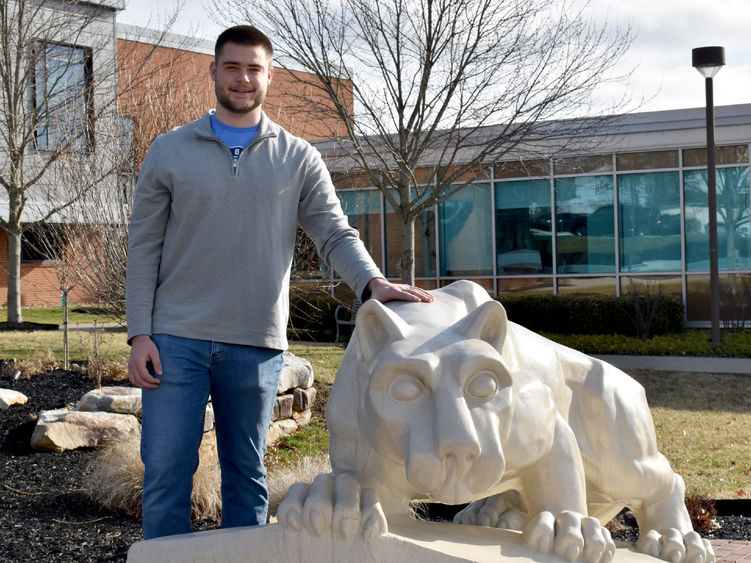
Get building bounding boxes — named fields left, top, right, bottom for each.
left=318, top=104, right=751, bottom=324
left=0, top=0, right=125, bottom=309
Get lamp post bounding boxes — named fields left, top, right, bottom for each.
left=692, top=46, right=725, bottom=347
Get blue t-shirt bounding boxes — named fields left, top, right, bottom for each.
left=210, top=113, right=259, bottom=163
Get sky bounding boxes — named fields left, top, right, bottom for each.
left=117, top=0, right=751, bottom=116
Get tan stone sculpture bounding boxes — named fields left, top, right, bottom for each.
left=278, top=280, right=714, bottom=563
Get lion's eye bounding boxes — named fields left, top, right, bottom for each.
left=388, top=374, right=424, bottom=402
left=466, top=371, right=498, bottom=399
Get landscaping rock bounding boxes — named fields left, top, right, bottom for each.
left=0, top=388, right=27, bottom=410
left=31, top=409, right=140, bottom=452
left=267, top=418, right=298, bottom=445
left=293, top=387, right=316, bottom=412
left=76, top=386, right=142, bottom=415
left=272, top=394, right=293, bottom=422
left=278, top=352, right=314, bottom=393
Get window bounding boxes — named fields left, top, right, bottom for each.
left=32, top=41, right=93, bottom=151
left=684, top=166, right=751, bottom=271
left=439, top=183, right=493, bottom=276
left=555, top=175, right=615, bottom=274
left=338, top=189, right=383, bottom=268
left=495, top=178, right=552, bottom=274
left=384, top=188, right=436, bottom=278
left=21, top=224, right=66, bottom=262
left=618, top=172, right=682, bottom=272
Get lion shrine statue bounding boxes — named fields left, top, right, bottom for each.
left=278, top=280, right=714, bottom=563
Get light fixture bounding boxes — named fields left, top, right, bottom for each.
left=692, top=46, right=725, bottom=346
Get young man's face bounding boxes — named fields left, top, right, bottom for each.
left=210, top=42, right=273, bottom=116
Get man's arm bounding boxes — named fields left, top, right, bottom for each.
left=125, top=138, right=171, bottom=388
left=297, top=149, right=433, bottom=304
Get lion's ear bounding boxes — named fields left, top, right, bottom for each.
left=455, top=300, right=508, bottom=352
left=355, top=300, right=410, bottom=362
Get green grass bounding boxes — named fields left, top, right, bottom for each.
left=287, top=342, right=345, bottom=385
left=1, top=306, right=123, bottom=326
left=265, top=420, right=329, bottom=471
left=0, top=330, right=129, bottom=362
left=630, top=371, right=751, bottom=499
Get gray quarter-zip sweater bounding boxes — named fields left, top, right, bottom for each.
left=126, top=111, right=382, bottom=349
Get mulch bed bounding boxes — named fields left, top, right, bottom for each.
left=1, top=368, right=748, bottom=562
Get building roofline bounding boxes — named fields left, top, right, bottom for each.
left=117, top=23, right=214, bottom=55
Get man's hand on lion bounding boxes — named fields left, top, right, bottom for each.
left=365, top=277, right=434, bottom=303
left=277, top=473, right=387, bottom=540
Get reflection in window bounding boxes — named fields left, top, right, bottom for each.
left=683, top=145, right=749, bottom=167
left=616, top=150, right=678, bottom=171
left=33, top=42, right=93, bottom=151
left=556, top=276, right=616, bottom=295
left=384, top=189, right=435, bottom=278
left=554, top=154, right=612, bottom=175
left=495, top=179, right=552, bottom=274
left=555, top=176, right=615, bottom=273
left=618, top=172, right=681, bottom=272
left=684, top=166, right=751, bottom=271
left=338, top=190, right=383, bottom=269
left=21, top=224, right=66, bottom=262
left=439, top=183, right=492, bottom=276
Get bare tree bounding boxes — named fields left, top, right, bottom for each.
left=210, top=0, right=635, bottom=284
left=0, top=0, right=116, bottom=321
left=0, top=0, right=188, bottom=323
left=58, top=37, right=212, bottom=314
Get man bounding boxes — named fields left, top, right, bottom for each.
left=126, top=25, right=432, bottom=540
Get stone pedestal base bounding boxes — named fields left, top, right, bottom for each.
left=127, top=517, right=660, bottom=563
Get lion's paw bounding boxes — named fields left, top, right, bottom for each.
left=453, top=494, right=525, bottom=530
left=636, top=528, right=715, bottom=563
left=277, top=472, right=387, bottom=539
left=523, top=511, right=615, bottom=563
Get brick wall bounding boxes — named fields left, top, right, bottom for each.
left=0, top=232, right=96, bottom=307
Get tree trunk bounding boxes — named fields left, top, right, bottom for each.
left=401, top=214, right=416, bottom=285
left=6, top=228, right=23, bottom=323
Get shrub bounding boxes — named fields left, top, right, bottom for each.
left=498, top=294, right=683, bottom=337
left=288, top=293, right=342, bottom=342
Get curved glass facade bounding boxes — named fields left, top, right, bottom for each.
left=327, top=143, right=751, bottom=323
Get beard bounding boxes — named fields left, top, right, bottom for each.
left=215, top=84, right=265, bottom=115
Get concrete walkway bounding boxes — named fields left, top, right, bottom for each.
left=593, top=354, right=750, bottom=375
left=60, top=322, right=123, bottom=331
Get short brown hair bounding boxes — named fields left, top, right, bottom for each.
left=215, top=26, right=273, bottom=60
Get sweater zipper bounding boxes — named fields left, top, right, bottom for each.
left=229, top=135, right=271, bottom=176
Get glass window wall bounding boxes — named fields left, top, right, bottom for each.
left=439, top=183, right=492, bottom=276
left=556, top=276, right=617, bottom=295
left=618, top=172, right=681, bottom=272
left=383, top=190, right=436, bottom=278
left=616, top=150, right=678, bottom=171
left=684, top=166, right=751, bottom=271
left=555, top=175, right=615, bottom=273
left=338, top=189, right=383, bottom=269
left=495, top=179, right=552, bottom=274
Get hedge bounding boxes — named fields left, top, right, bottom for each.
left=287, top=291, right=686, bottom=341
left=497, top=294, right=684, bottom=337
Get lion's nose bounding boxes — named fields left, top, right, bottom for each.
left=436, top=391, right=481, bottom=467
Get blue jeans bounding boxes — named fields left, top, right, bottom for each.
left=140, top=334, right=283, bottom=539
